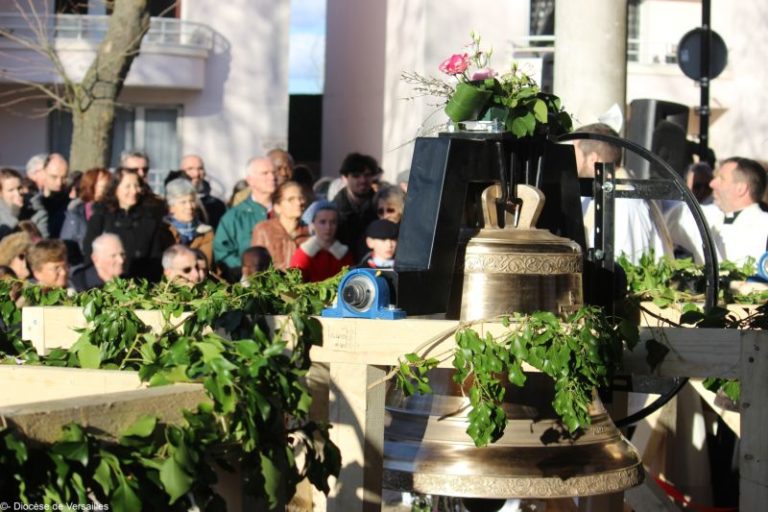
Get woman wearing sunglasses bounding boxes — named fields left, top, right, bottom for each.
left=373, top=185, right=405, bottom=224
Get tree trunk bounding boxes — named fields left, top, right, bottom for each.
left=69, top=0, right=150, bottom=171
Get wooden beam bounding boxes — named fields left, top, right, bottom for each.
left=22, top=306, right=190, bottom=355
left=739, top=330, right=768, bottom=510
left=0, top=365, right=143, bottom=408
left=689, top=378, right=740, bottom=437
left=24, top=307, right=745, bottom=379
left=0, top=383, right=208, bottom=443
left=327, top=363, right=386, bottom=512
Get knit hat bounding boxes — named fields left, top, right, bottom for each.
left=165, top=177, right=196, bottom=205
left=302, top=199, right=337, bottom=226
left=0, top=231, right=32, bottom=266
left=365, top=219, right=399, bottom=240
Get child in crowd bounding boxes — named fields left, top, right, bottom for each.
left=358, top=219, right=398, bottom=269
left=240, top=246, right=272, bottom=281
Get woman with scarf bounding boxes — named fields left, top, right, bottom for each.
left=163, top=178, right=214, bottom=266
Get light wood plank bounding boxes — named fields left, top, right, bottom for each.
left=0, top=365, right=143, bottom=407
left=327, top=363, right=386, bottom=512
left=689, top=378, right=740, bottom=437
left=22, top=306, right=190, bottom=355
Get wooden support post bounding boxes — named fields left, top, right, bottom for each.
left=327, top=363, right=386, bottom=512
left=740, top=330, right=768, bottom=509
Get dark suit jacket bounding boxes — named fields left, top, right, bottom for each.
left=82, top=199, right=173, bottom=282
left=70, top=264, right=106, bottom=292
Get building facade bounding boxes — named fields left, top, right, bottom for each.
left=0, top=1, right=765, bottom=197
left=0, top=0, right=290, bottom=198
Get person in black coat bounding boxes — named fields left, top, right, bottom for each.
left=82, top=168, right=173, bottom=282
left=71, top=233, right=126, bottom=291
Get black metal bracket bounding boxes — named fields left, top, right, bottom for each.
left=558, top=131, right=719, bottom=308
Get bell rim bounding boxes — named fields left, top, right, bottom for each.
left=382, top=462, right=645, bottom=498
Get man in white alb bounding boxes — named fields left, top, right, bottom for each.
left=667, top=157, right=768, bottom=265
left=573, top=123, right=673, bottom=264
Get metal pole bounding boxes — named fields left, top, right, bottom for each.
left=699, top=0, right=711, bottom=162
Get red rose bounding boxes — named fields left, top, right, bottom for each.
left=439, top=53, right=470, bottom=75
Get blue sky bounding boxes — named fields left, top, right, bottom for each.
left=288, top=0, right=326, bottom=94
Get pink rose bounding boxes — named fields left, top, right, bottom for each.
left=439, top=53, right=470, bottom=75
left=471, top=68, right=497, bottom=81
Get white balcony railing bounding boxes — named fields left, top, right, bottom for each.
left=508, top=35, right=681, bottom=66
left=0, top=14, right=214, bottom=52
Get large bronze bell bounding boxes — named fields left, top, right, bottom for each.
left=383, top=185, right=643, bottom=499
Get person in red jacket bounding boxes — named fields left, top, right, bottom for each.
left=289, top=201, right=352, bottom=282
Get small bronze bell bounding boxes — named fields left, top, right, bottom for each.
left=459, top=184, right=583, bottom=319
left=383, top=185, right=643, bottom=499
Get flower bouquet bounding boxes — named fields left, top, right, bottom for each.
left=403, top=33, right=573, bottom=139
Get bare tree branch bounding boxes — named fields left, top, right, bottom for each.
left=0, top=0, right=175, bottom=168
left=0, top=71, right=72, bottom=108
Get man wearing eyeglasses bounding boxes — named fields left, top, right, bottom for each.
left=31, top=153, right=70, bottom=238
left=162, top=244, right=203, bottom=285
left=331, top=152, right=380, bottom=261
left=179, top=154, right=226, bottom=229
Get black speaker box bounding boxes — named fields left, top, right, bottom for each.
left=625, top=98, right=691, bottom=179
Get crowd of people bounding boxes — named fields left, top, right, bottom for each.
left=0, top=148, right=405, bottom=292
left=1, top=134, right=766, bottom=294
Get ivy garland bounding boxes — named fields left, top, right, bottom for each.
left=394, top=306, right=639, bottom=447
left=0, top=270, right=342, bottom=511
left=618, top=253, right=768, bottom=403
left=4, top=251, right=755, bottom=505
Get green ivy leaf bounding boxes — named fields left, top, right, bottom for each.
left=159, top=456, right=194, bottom=504
left=76, top=342, right=101, bottom=369
left=722, top=379, right=741, bottom=402
left=204, top=374, right=237, bottom=413
left=532, top=98, right=548, bottom=123
left=120, top=415, right=157, bottom=439
left=508, top=111, right=535, bottom=137
left=617, top=319, right=640, bottom=350
left=507, top=359, right=526, bottom=387
left=3, top=432, right=28, bottom=465
left=260, top=451, right=287, bottom=509
left=148, top=365, right=190, bottom=386
left=196, top=341, right=224, bottom=363
left=93, top=457, right=115, bottom=495
left=51, top=439, right=88, bottom=467
left=112, top=479, right=142, bottom=512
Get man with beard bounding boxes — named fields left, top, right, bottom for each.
left=0, top=167, right=48, bottom=240
left=179, top=154, right=226, bottom=229
left=331, top=152, right=379, bottom=261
